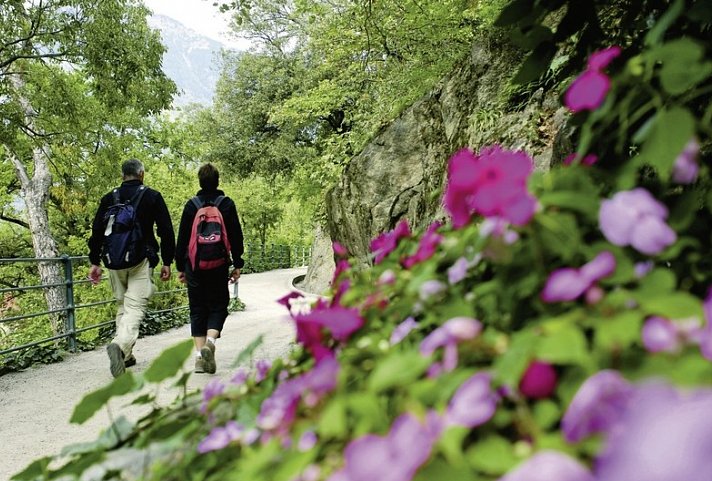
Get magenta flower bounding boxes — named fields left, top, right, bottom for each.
left=541, top=251, right=616, bottom=303
left=370, top=219, right=411, bottom=264
left=197, top=421, right=244, bottom=453
left=499, top=451, right=595, bottom=481
left=445, top=372, right=498, bottom=428
left=402, top=222, right=443, bottom=269
left=565, top=47, right=621, bottom=113
left=390, top=317, right=418, bottom=345
left=599, top=188, right=676, bottom=255
left=595, top=383, right=712, bottom=481
left=519, top=361, right=558, bottom=399
left=563, top=153, right=599, bottom=166
left=561, top=370, right=634, bottom=443
left=329, top=414, right=437, bottom=481
left=420, top=317, right=482, bottom=373
left=333, top=241, right=348, bottom=258
left=332, top=259, right=350, bottom=285
left=444, top=146, right=536, bottom=228
left=587, top=46, right=622, bottom=70
left=277, top=291, right=304, bottom=309
left=671, top=138, right=700, bottom=184
left=295, top=306, right=364, bottom=342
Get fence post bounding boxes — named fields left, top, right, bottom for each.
left=62, top=255, right=77, bottom=352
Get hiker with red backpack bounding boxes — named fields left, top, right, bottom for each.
left=175, top=163, right=245, bottom=374
left=88, top=158, right=176, bottom=378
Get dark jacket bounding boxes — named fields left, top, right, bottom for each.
left=88, top=180, right=176, bottom=268
left=175, top=189, right=245, bottom=272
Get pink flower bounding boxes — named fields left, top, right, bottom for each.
left=197, top=421, right=244, bottom=453
left=641, top=317, right=681, bottom=353
left=444, top=146, right=536, bottom=228
left=565, top=47, right=621, bottom=113
left=332, top=259, right=350, bottom=284
left=561, top=370, right=634, bottom=443
left=446, top=372, right=498, bottom=428
left=390, top=317, right=418, bottom=345
left=294, top=306, right=364, bottom=343
left=277, top=291, right=304, bottom=309
left=255, top=359, right=272, bottom=383
left=499, top=451, right=595, bottom=481
left=519, top=361, right=558, bottom=399
left=599, top=188, right=676, bottom=255
left=671, top=139, right=700, bottom=184
left=420, top=317, right=482, bottom=373
left=333, top=242, right=348, bottom=257
left=370, top=219, right=411, bottom=264
left=378, top=269, right=396, bottom=285
left=402, top=222, right=443, bottom=269
left=541, top=251, right=616, bottom=303
left=298, top=431, right=318, bottom=452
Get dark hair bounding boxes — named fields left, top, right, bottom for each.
left=198, top=163, right=219, bottom=191
left=121, top=158, right=144, bottom=178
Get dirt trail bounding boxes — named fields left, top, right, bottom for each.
left=0, top=268, right=309, bottom=481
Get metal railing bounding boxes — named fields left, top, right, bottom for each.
left=0, top=244, right=311, bottom=358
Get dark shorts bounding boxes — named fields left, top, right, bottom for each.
left=186, top=265, right=229, bottom=337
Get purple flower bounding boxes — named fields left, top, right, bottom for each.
left=294, top=306, right=364, bottom=343
left=197, top=421, right=244, bottom=453
left=481, top=217, right=520, bottom=244
left=419, top=280, right=446, bottom=301
left=641, top=317, right=680, bottom=353
left=255, top=359, right=272, bottom=383
left=378, top=269, right=396, bottom=285
left=541, top=251, right=616, bottom=303
left=595, top=383, right=712, bottom=481
left=447, top=257, right=470, bottom=284
left=499, top=451, right=595, bottom=481
left=634, top=261, right=654, bottom=279
left=565, top=70, right=612, bottom=112
left=332, top=259, right=351, bottom=284
left=230, top=367, right=249, bottom=386
left=587, top=46, right=622, bottom=70
left=402, top=222, right=443, bottom=269
left=390, top=317, right=418, bottom=345
left=564, top=153, right=599, bottom=166
left=519, top=361, right=558, bottom=399
left=671, top=139, right=700, bottom=184
left=420, top=317, right=482, bottom=373
left=561, top=370, right=634, bottom=443
left=370, top=220, right=411, bottom=264
left=330, top=414, right=436, bottom=481
left=277, top=291, right=305, bottom=309
left=298, top=431, right=318, bottom=451
left=200, top=378, right=225, bottom=414
left=599, top=188, right=676, bottom=255
left=445, top=372, right=498, bottom=428
left=293, top=465, right=321, bottom=481
left=696, top=288, right=712, bottom=360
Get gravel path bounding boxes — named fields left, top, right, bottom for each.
left=0, top=268, right=308, bottom=481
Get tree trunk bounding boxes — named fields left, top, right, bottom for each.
left=6, top=75, right=66, bottom=337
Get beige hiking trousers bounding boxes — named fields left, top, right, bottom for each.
left=108, top=258, right=155, bottom=359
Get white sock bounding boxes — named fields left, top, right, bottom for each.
left=207, top=336, right=217, bottom=345
left=196, top=350, right=202, bottom=358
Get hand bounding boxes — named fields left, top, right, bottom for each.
left=88, top=265, right=102, bottom=285
left=160, top=265, right=171, bottom=281
left=229, top=268, right=241, bottom=283
left=177, top=271, right=186, bottom=284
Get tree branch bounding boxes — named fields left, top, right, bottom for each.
left=0, top=213, right=29, bottom=229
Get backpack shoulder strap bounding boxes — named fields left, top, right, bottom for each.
left=190, top=196, right=204, bottom=211
left=111, top=188, right=121, bottom=205
left=129, top=185, right=147, bottom=209
left=213, top=195, right=227, bottom=209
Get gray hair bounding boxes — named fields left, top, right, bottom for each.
left=121, top=158, right=144, bottom=178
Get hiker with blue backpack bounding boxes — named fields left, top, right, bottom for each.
left=87, top=159, right=176, bottom=378
left=175, top=163, right=244, bottom=374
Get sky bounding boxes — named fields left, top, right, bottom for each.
left=143, top=0, right=250, bottom=50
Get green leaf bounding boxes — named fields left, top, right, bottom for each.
left=367, top=351, right=431, bottom=392
left=233, top=334, right=265, bottom=367
left=318, top=397, right=347, bottom=438
left=594, top=311, right=644, bottom=350
left=494, top=0, right=535, bottom=26
left=536, top=326, right=589, bottom=366
left=144, top=339, right=193, bottom=383
left=347, top=392, right=385, bottom=436
left=513, top=42, right=557, bottom=84
left=533, top=399, right=561, bottom=430
left=467, top=435, right=519, bottom=475
left=493, top=329, right=538, bottom=386
left=438, top=426, right=469, bottom=466
left=645, top=0, right=684, bottom=46
left=641, top=107, right=695, bottom=178
left=535, top=212, right=582, bottom=262
left=539, top=191, right=599, bottom=220
left=10, top=457, right=51, bottom=481
left=637, top=292, right=703, bottom=319
left=62, top=416, right=135, bottom=456
left=414, top=459, right=473, bottom=481
left=70, top=372, right=137, bottom=424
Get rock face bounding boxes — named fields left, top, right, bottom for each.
left=299, top=224, right=335, bottom=295
left=326, top=36, right=569, bottom=262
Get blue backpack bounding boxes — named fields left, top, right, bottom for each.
left=101, top=186, right=147, bottom=269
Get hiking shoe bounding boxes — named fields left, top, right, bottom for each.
left=200, top=341, right=216, bottom=374
left=107, top=343, right=125, bottom=378
left=125, top=355, right=137, bottom=368
left=195, top=356, right=206, bottom=373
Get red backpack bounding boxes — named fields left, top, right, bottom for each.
left=187, top=196, right=232, bottom=270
